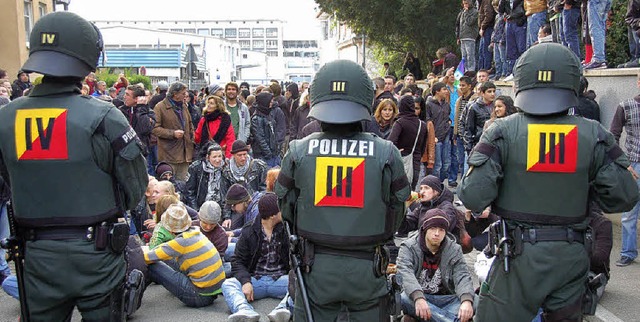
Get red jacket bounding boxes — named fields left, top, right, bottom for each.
left=194, top=116, right=235, bottom=158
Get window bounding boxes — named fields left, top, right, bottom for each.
left=184, top=29, right=196, bottom=34
left=283, top=52, right=294, bottom=57
left=266, top=40, right=278, bottom=49
left=38, top=2, right=46, bottom=18
left=238, top=28, right=251, bottom=38
left=170, top=28, right=183, bottom=32
left=243, top=54, right=248, bottom=59
left=239, top=40, right=250, bottom=49
left=105, top=45, right=120, bottom=50
left=252, top=40, right=264, bottom=50
left=121, top=45, right=137, bottom=49
left=266, top=28, right=278, bottom=38
left=169, top=44, right=182, bottom=49
left=197, top=29, right=210, bottom=36
left=24, top=1, right=33, bottom=41
left=267, top=51, right=278, bottom=57
left=224, top=28, right=237, bottom=38
left=211, top=28, right=223, bottom=37
left=252, top=28, right=264, bottom=38
left=138, top=44, right=153, bottom=48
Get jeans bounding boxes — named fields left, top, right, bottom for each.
left=563, top=7, right=581, bottom=59
left=629, top=26, right=640, bottom=60
left=2, top=275, right=18, bottom=299
left=493, top=42, right=507, bottom=77
left=147, top=145, right=158, bottom=176
left=551, top=12, right=565, bottom=44
left=148, top=261, right=217, bottom=307
left=448, top=132, right=460, bottom=183
left=460, top=39, right=477, bottom=71
left=265, top=155, right=282, bottom=168
left=621, top=162, right=640, bottom=260
left=0, top=202, right=10, bottom=277
left=588, top=0, right=612, bottom=62
left=478, top=27, right=494, bottom=70
left=455, top=135, right=467, bottom=175
left=222, top=276, right=289, bottom=313
left=401, top=292, right=461, bottom=322
left=434, top=132, right=452, bottom=182
left=527, top=12, right=548, bottom=48
left=505, top=21, right=527, bottom=74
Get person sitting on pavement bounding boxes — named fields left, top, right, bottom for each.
left=221, top=193, right=291, bottom=322
left=148, top=195, right=180, bottom=248
left=397, top=208, right=475, bottom=322
left=193, top=201, right=231, bottom=275
left=186, top=143, right=227, bottom=211
left=130, top=176, right=158, bottom=238
left=144, top=203, right=226, bottom=308
left=155, top=162, right=188, bottom=204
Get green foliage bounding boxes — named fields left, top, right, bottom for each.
left=128, top=75, right=152, bottom=91
left=317, top=0, right=459, bottom=76
left=606, top=0, right=630, bottom=67
left=94, top=68, right=151, bottom=90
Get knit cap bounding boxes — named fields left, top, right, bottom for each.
left=208, top=83, right=223, bottom=95
left=155, top=162, right=173, bottom=180
left=420, top=208, right=450, bottom=232
left=258, top=192, right=280, bottom=219
left=226, top=184, right=250, bottom=205
left=161, top=203, right=192, bottom=233
left=256, top=92, right=273, bottom=108
left=198, top=201, right=222, bottom=224
left=420, top=175, right=443, bottom=194
left=230, top=140, right=250, bottom=154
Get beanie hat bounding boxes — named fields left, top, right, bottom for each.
left=256, top=92, right=273, bottom=108
left=420, top=175, right=443, bottom=194
left=208, top=84, right=223, bottom=95
left=258, top=192, right=280, bottom=219
left=161, top=203, right=192, bottom=233
left=226, top=184, right=250, bottom=205
left=155, top=162, right=173, bottom=180
left=230, top=140, right=250, bottom=154
left=420, top=208, right=450, bottom=232
left=198, top=201, right=222, bottom=224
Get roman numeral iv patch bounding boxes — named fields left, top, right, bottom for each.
left=15, top=108, right=69, bottom=160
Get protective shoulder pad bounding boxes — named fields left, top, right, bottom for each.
left=467, top=120, right=504, bottom=167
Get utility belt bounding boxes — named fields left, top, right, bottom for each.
left=22, top=221, right=130, bottom=254
left=305, top=243, right=389, bottom=278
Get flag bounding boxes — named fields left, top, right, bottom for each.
left=453, top=58, right=465, bottom=87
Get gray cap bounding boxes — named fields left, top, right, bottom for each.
left=156, top=80, right=169, bottom=91
left=208, top=84, right=223, bottom=94
left=198, top=201, right=222, bottom=224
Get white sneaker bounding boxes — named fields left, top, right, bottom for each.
left=228, top=309, right=260, bottom=322
left=267, top=308, right=291, bottom=322
left=503, top=74, right=514, bottom=81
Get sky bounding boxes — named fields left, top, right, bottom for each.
left=66, top=0, right=322, bottom=39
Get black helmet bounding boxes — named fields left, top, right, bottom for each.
left=513, top=43, right=580, bottom=115
left=308, top=60, right=373, bottom=124
left=21, top=12, right=103, bottom=78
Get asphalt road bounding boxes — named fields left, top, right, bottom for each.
left=1, top=213, right=639, bottom=321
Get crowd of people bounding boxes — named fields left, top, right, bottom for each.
left=0, top=48, right=632, bottom=321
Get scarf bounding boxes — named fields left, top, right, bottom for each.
left=229, top=155, right=251, bottom=182
left=203, top=160, right=223, bottom=202
left=201, top=110, right=232, bottom=144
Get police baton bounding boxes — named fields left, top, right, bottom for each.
left=284, top=221, right=314, bottom=322
left=0, top=201, right=30, bottom=322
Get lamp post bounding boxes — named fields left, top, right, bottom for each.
left=351, top=35, right=360, bottom=65
left=361, top=33, right=366, bottom=69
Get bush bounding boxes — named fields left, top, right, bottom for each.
left=94, top=69, right=151, bottom=90
left=606, top=0, right=630, bottom=67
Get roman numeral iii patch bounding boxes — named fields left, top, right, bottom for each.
left=527, top=124, right=578, bottom=173
left=537, top=70, right=554, bottom=82
left=331, top=81, right=347, bottom=93
left=40, top=32, right=58, bottom=46
left=314, top=157, right=365, bottom=208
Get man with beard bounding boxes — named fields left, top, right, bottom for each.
left=226, top=82, right=251, bottom=142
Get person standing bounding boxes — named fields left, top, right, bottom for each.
left=619, top=0, right=640, bottom=68
left=456, top=0, right=479, bottom=71
left=459, top=43, right=639, bottom=321
left=225, top=82, right=251, bottom=142
left=0, top=12, right=148, bottom=320
left=276, top=60, right=411, bottom=321
left=152, top=81, right=195, bottom=181
left=610, top=73, right=640, bottom=267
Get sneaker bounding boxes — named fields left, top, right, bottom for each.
left=618, top=59, right=640, bottom=68
left=228, top=309, right=260, bottom=322
left=616, top=256, right=634, bottom=267
left=267, top=308, right=291, bottom=322
left=584, top=61, right=607, bottom=70
left=503, top=74, right=514, bottom=81
left=448, top=181, right=458, bottom=188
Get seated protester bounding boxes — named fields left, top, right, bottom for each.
left=193, top=201, right=229, bottom=257
left=397, top=175, right=458, bottom=237
left=575, top=76, right=601, bottom=122
left=397, top=209, right=475, bottom=322
left=221, top=193, right=291, bottom=322
left=586, top=202, right=612, bottom=299
left=194, top=95, right=236, bottom=159
left=144, top=203, right=225, bottom=308
left=265, top=167, right=280, bottom=193
left=131, top=176, right=157, bottom=238
left=220, top=140, right=268, bottom=222
left=186, top=144, right=226, bottom=211
left=2, top=275, right=17, bottom=300
left=155, top=162, right=188, bottom=205
left=224, top=184, right=263, bottom=239
left=249, top=92, right=280, bottom=167
left=148, top=195, right=180, bottom=248
left=463, top=81, right=496, bottom=152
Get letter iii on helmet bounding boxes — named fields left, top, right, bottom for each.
left=309, top=60, right=374, bottom=124
left=21, top=12, right=103, bottom=78
left=513, top=43, right=581, bottom=115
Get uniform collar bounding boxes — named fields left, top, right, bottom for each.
left=28, top=82, right=81, bottom=97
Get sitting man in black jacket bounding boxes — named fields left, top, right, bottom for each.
left=221, top=193, right=292, bottom=322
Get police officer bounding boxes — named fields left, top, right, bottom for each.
left=458, top=43, right=639, bottom=321
left=275, top=60, right=411, bottom=321
left=0, top=12, right=148, bottom=321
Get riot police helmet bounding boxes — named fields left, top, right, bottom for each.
left=513, top=43, right=580, bottom=115
left=21, top=12, right=103, bottom=78
left=308, top=60, right=374, bottom=124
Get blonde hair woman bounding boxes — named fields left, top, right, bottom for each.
left=373, top=99, right=398, bottom=139
left=194, top=95, right=235, bottom=159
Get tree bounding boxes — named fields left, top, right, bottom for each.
left=316, top=0, right=460, bottom=76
